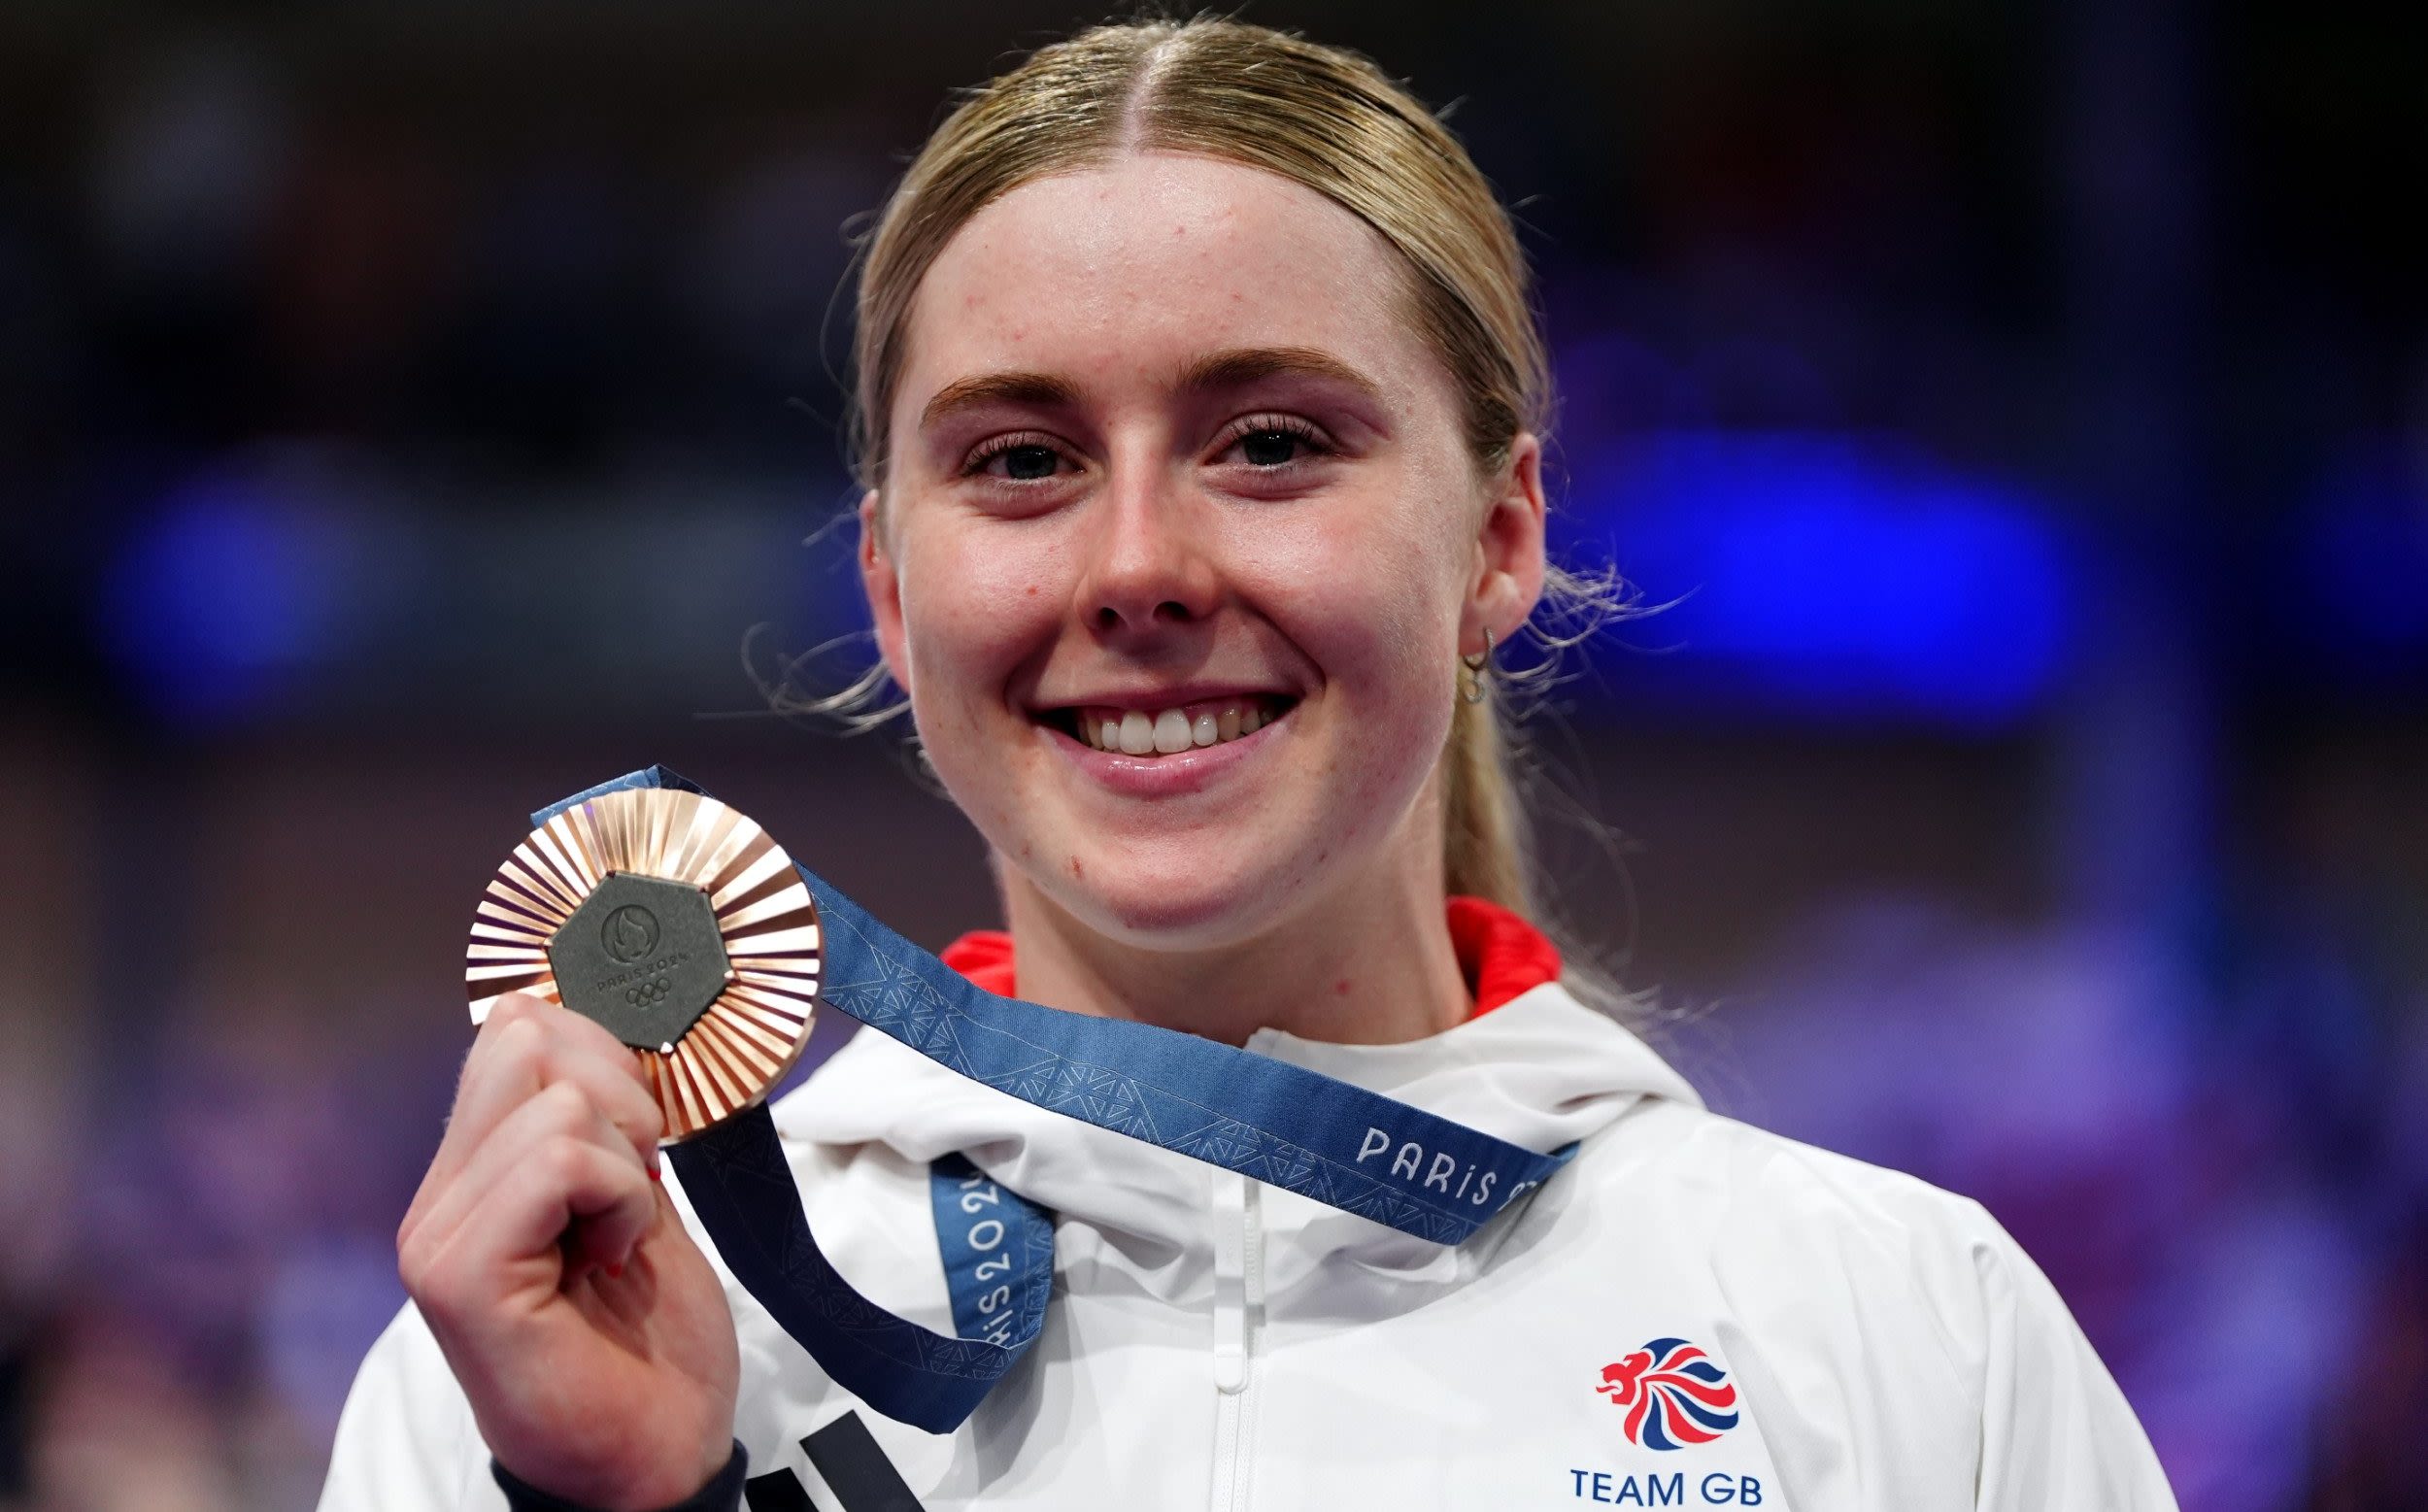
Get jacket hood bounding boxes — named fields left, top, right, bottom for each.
left=771, top=982, right=1702, bottom=1279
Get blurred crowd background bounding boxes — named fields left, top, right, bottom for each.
left=1, top=3, right=2423, bottom=1507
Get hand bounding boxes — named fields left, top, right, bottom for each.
left=398, top=991, right=740, bottom=1511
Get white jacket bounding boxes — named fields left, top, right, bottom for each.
left=322, top=983, right=2177, bottom=1510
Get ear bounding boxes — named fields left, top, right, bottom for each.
left=1464, top=431, right=1548, bottom=655
left=858, top=488, right=913, bottom=695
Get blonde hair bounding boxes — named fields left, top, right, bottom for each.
left=828, top=14, right=1631, bottom=943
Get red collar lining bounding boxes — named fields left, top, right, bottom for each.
left=935, top=895, right=1561, bottom=1019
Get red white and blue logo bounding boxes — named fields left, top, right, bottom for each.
left=1596, top=1338, right=1740, bottom=1450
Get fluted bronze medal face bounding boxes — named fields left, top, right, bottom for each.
left=465, top=787, right=821, bottom=1141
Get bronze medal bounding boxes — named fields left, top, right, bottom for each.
left=464, top=786, right=820, bottom=1140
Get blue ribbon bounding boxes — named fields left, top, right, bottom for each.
left=535, top=767, right=1572, bottom=1432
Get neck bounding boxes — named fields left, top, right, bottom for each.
left=995, top=819, right=1470, bottom=1048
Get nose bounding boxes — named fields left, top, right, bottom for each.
left=1074, top=460, right=1222, bottom=639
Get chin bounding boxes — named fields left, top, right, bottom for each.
left=1044, top=848, right=1299, bottom=951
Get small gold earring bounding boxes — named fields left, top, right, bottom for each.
left=1459, top=627, right=1494, bottom=705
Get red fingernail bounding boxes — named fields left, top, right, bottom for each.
left=606, top=1261, right=625, bottom=1278
left=647, top=1165, right=662, bottom=1183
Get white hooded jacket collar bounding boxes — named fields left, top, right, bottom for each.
left=771, top=981, right=1701, bottom=1269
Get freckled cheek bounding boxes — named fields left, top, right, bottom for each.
left=1283, top=561, right=1455, bottom=732
left=896, top=560, right=1035, bottom=835
left=1238, top=492, right=1466, bottom=718
left=896, top=531, right=1064, bottom=702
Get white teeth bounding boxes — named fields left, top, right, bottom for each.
left=1153, top=709, right=1193, bottom=754
left=1077, top=702, right=1282, bottom=756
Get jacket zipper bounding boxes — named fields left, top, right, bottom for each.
left=1208, top=1169, right=1263, bottom=1512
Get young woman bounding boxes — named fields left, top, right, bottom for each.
left=323, top=18, right=2177, bottom=1511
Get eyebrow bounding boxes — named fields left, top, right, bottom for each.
left=1176, top=345, right=1383, bottom=402
left=917, top=345, right=1383, bottom=431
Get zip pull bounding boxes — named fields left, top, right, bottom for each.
left=1211, top=1169, right=1256, bottom=1394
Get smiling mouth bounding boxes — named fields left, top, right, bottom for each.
left=1038, top=695, right=1296, bottom=756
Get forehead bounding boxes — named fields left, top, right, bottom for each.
left=895, top=151, right=1441, bottom=418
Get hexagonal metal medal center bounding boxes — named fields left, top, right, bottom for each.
left=548, top=872, right=731, bottom=1050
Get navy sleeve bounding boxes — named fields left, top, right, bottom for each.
left=491, top=1443, right=749, bottom=1512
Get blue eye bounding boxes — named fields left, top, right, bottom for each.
left=1226, top=417, right=1329, bottom=468
left=964, top=434, right=1065, bottom=482
left=998, top=444, right=1059, bottom=480
left=1239, top=430, right=1301, bottom=466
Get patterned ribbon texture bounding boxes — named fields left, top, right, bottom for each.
left=535, top=767, right=1573, bottom=1432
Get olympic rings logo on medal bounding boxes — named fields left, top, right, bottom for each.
left=625, top=976, right=673, bottom=1008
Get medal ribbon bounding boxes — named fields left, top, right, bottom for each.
left=537, top=767, right=1573, bottom=1432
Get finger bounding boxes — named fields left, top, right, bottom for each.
left=405, top=1079, right=650, bottom=1280
left=413, top=1124, right=658, bottom=1324
left=412, top=996, right=661, bottom=1227
left=460, top=993, right=661, bottom=1157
